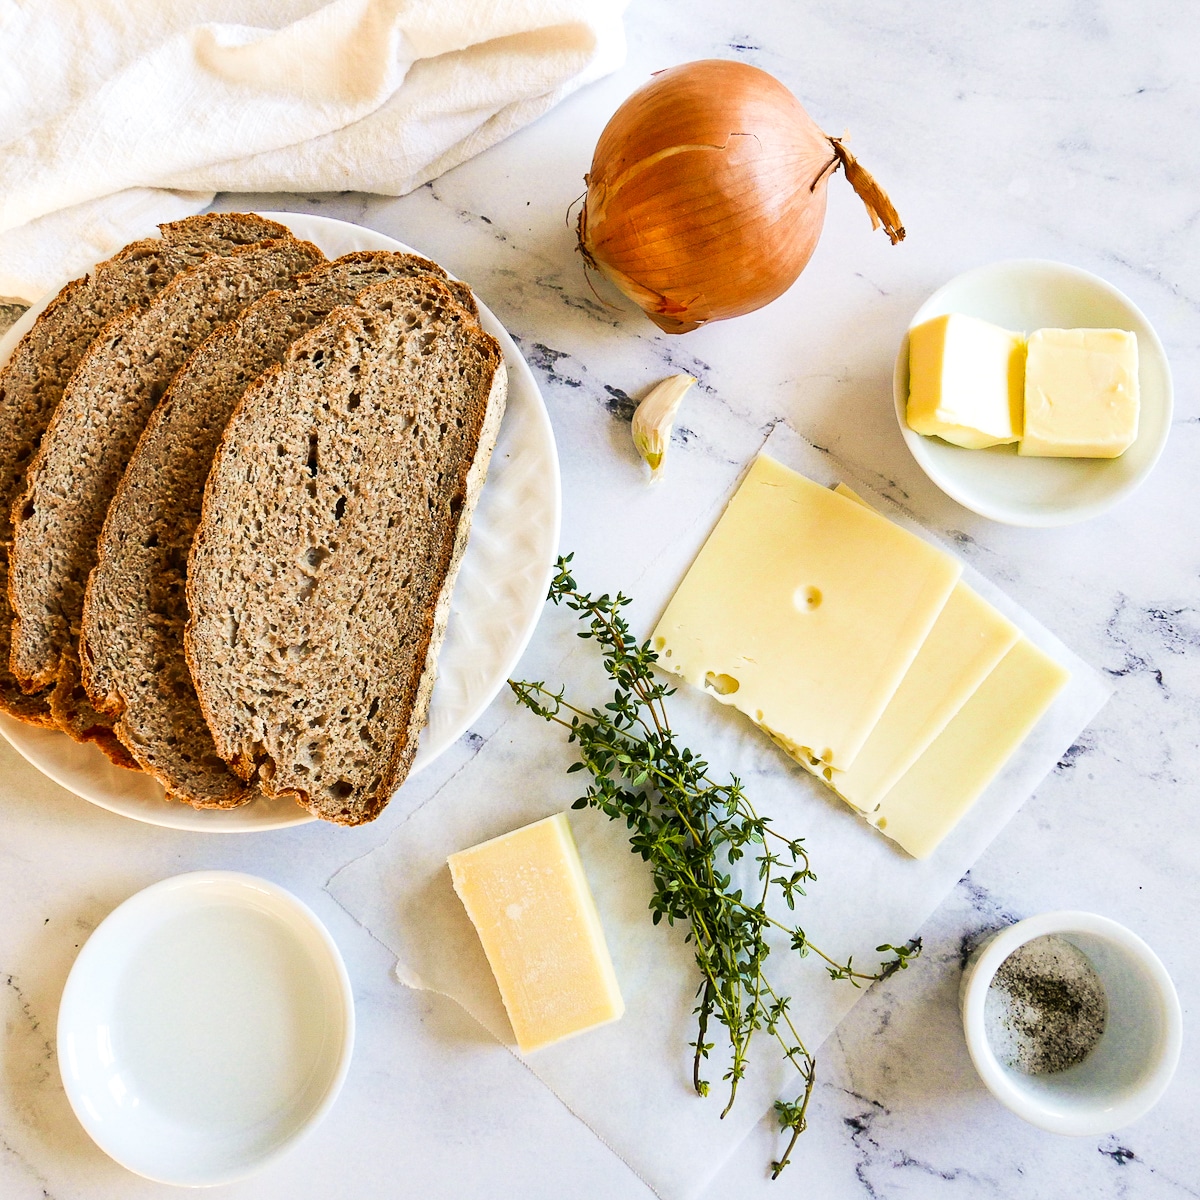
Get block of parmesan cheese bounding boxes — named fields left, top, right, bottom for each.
left=448, top=813, right=624, bottom=1053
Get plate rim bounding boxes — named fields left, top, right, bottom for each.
left=0, top=210, right=560, bottom=831
left=892, top=257, right=1174, bottom=527
left=0, top=709, right=316, bottom=831
left=56, top=869, right=356, bottom=1187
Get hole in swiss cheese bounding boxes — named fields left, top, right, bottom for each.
left=704, top=671, right=740, bottom=696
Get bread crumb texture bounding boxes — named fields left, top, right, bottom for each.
left=186, top=277, right=505, bottom=824
left=82, top=252, right=473, bottom=808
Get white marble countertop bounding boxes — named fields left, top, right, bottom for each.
left=2, top=2, right=1197, bottom=1197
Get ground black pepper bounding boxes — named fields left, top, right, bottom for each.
left=984, top=934, right=1107, bottom=1075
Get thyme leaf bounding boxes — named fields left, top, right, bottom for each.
left=510, top=555, right=921, bottom=1177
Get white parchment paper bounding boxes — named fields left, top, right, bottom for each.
left=328, top=423, right=1112, bottom=1200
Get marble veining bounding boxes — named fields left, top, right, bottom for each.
left=0, top=0, right=1197, bottom=1196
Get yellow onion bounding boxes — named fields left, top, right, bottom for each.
left=577, top=59, right=904, bottom=334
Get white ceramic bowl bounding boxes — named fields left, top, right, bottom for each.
left=960, top=910, right=1181, bottom=1135
left=58, top=872, right=355, bottom=1186
left=893, top=260, right=1173, bottom=526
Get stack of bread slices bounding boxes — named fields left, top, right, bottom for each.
left=0, top=214, right=507, bottom=825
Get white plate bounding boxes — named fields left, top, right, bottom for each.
left=0, top=211, right=560, bottom=831
left=893, top=260, right=1173, bottom=526
left=57, top=871, right=355, bottom=1186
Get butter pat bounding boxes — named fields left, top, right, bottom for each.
left=907, top=314, right=1025, bottom=449
left=652, top=455, right=961, bottom=769
left=870, top=638, right=1070, bottom=859
left=1019, top=328, right=1139, bottom=458
left=448, top=813, right=624, bottom=1053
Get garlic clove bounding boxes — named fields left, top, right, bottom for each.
left=631, top=374, right=696, bottom=473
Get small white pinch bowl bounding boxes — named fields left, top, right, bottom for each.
left=960, top=910, right=1181, bottom=1136
left=57, top=872, right=355, bottom=1186
left=893, top=260, right=1173, bottom=526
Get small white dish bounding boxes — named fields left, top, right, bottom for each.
left=57, top=871, right=355, bottom=1186
left=0, top=210, right=561, bottom=831
left=960, top=910, right=1181, bottom=1136
left=893, top=260, right=1173, bottom=526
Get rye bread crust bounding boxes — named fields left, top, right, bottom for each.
left=184, top=276, right=507, bottom=824
left=80, top=252, right=475, bottom=808
left=0, top=212, right=288, bottom=733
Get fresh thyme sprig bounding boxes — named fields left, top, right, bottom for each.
left=509, top=555, right=921, bottom=1177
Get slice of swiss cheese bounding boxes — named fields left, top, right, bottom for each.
left=652, top=454, right=961, bottom=770
left=823, top=485, right=1021, bottom=812
left=870, top=638, right=1070, bottom=858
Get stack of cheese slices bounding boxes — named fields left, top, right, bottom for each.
left=652, top=455, right=1070, bottom=859
left=0, top=214, right=507, bottom=825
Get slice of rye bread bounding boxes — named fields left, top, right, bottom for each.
left=8, top=236, right=326, bottom=764
left=80, top=252, right=478, bottom=809
left=0, top=213, right=289, bottom=728
left=185, top=276, right=507, bottom=825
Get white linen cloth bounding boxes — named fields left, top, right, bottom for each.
left=0, top=0, right=627, bottom=300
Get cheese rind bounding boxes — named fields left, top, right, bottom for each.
left=906, top=313, right=1026, bottom=449
left=651, top=455, right=961, bottom=769
left=1018, top=328, right=1139, bottom=458
left=869, top=638, right=1070, bottom=859
left=448, top=813, right=624, bottom=1053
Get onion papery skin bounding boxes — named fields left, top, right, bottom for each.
left=578, top=60, right=877, bottom=334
